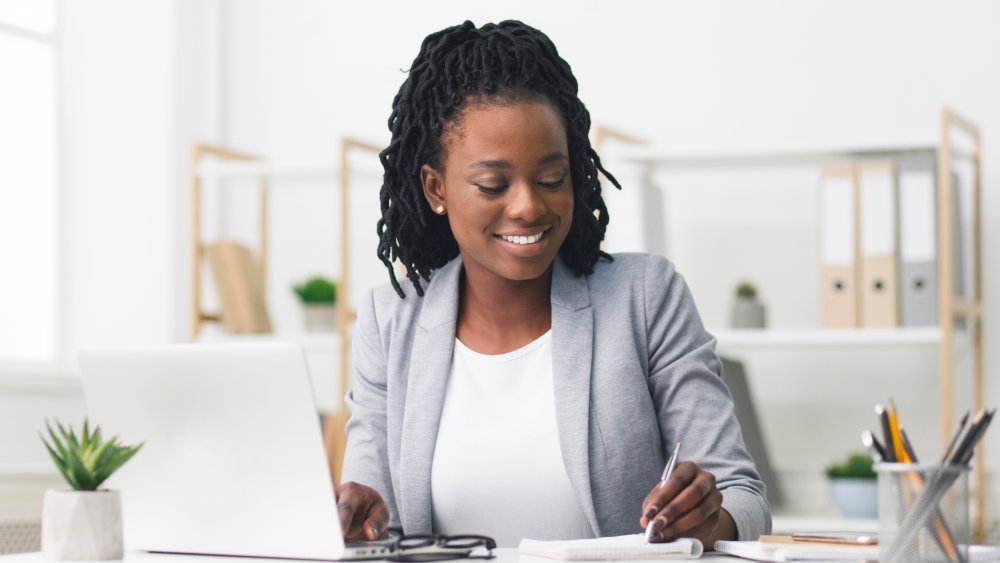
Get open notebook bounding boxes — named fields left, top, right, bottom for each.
left=519, top=534, right=703, bottom=560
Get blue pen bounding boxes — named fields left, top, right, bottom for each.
left=645, top=442, right=681, bottom=543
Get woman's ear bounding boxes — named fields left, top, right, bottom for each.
left=420, top=164, right=447, bottom=215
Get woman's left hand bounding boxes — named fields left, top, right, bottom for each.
left=639, top=461, right=736, bottom=545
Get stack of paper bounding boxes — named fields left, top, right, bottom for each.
left=715, top=537, right=1000, bottom=562
left=519, top=534, right=703, bottom=560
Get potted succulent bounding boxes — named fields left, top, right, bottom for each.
left=40, top=419, right=143, bottom=560
left=731, top=281, right=766, bottom=329
left=825, top=451, right=877, bottom=519
left=293, top=275, right=337, bottom=332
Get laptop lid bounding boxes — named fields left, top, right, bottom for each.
left=78, top=342, right=347, bottom=560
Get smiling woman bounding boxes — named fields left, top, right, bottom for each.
left=337, top=20, right=771, bottom=549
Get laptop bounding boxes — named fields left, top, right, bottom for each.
left=78, top=342, right=394, bottom=560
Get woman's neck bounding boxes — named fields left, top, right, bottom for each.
left=456, top=262, right=553, bottom=355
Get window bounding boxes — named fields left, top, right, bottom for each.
left=0, top=1, right=57, bottom=363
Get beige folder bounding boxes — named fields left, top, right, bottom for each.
left=819, top=163, right=859, bottom=328
left=206, top=241, right=272, bottom=333
left=858, top=160, right=899, bottom=327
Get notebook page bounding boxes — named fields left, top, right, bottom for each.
left=519, top=534, right=703, bottom=560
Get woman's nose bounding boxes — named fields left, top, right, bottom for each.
left=505, top=181, right=546, bottom=222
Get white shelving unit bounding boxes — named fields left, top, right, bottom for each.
left=597, top=108, right=986, bottom=539
left=711, top=327, right=942, bottom=348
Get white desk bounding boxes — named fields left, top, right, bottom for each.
left=0, top=547, right=740, bottom=562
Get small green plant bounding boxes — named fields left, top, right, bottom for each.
left=293, top=276, right=337, bottom=304
left=40, top=419, right=143, bottom=491
left=826, top=451, right=876, bottom=479
left=735, top=282, right=758, bottom=300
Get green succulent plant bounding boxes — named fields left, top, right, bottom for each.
left=736, top=282, right=758, bottom=300
left=826, top=451, right=876, bottom=479
left=293, top=276, right=337, bottom=304
left=40, top=419, right=143, bottom=491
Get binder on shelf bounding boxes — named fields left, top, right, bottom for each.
left=858, top=160, right=899, bottom=327
left=819, top=163, right=859, bottom=328
left=897, top=155, right=938, bottom=327
left=948, top=170, right=966, bottom=300
left=206, top=241, right=272, bottom=334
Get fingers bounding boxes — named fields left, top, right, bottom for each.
left=640, top=461, right=699, bottom=528
left=640, top=462, right=723, bottom=543
left=361, top=503, right=391, bottom=540
left=653, top=488, right=723, bottom=542
left=335, top=481, right=388, bottom=541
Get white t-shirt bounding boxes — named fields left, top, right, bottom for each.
left=430, top=330, right=595, bottom=547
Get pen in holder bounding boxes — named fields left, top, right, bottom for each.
left=876, top=462, right=970, bottom=563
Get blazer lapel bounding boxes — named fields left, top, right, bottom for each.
left=397, top=258, right=462, bottom=534
left=550, top=258, right=601, bottom=536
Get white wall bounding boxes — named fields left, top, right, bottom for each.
left=214, top=0, right=1000, bottom=521
left=0, top=0, right=222, bottom=519
left=2, top=0, right=998, bottom=530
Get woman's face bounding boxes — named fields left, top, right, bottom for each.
left=421, top=99, right=574, bottom=285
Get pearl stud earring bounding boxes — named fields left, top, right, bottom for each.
left=435, top=205, right=446, bottom=215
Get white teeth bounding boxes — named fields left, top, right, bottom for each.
left=501, top=231, right=544, bottom=245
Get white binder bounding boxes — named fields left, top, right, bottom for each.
left=858, top=160, right=899, bottom=327
left=897, top=155, right=937, bottom=327
left=819, top=163, right=858, bottom=328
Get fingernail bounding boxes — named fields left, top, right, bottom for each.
left=652, top=516, right=667, bottom=531
left=644, top=506, right=657, bottom=519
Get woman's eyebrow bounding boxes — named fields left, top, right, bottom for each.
left=537, top=152, right=568, bottom=165
left=469, top=159, right=513, bottom=170
left=467, top=152, right=567, bottom=170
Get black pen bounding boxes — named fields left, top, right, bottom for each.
left=941, top=411, right=970, bottom=463
left=875, top=404, right=896, bottom=462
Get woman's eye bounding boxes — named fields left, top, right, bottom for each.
left=474, top=183, right=507, bottom=195
left=539, top=176, right=566, bottom=189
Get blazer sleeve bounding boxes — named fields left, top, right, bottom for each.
left=340, top=288, right=401, bottom=528
left=643, top=255, right=771, bottom=541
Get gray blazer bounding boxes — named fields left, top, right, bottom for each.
left=342, top=253, right=771, bottom=541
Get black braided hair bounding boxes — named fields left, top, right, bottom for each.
left=377, top=20, right=620, bottom=298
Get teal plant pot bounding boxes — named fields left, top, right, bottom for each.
left=828, top=478, right=877, bottom=519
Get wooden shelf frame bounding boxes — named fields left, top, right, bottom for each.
left=190, top=144, right=268, bottom=339
left=938, top=108, right=985, bottom=541
left=188, top=139, right=383, bottom=485
left=601, top=108, right=986, bottom=541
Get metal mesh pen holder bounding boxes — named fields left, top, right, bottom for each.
left=876, top=462, right=971, bottom=563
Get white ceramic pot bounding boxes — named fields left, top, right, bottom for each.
left=302, top=304, right=336, bottom=332
left=828, top=478, right=878, bottom=519
left=731, top=298, right=766, bottom=329
left=42, top=489, right=123, bottom=560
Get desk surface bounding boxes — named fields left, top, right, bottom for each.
left=0, top=548, right=739, bottom=562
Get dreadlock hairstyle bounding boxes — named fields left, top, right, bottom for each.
left=377, top=20, right=621, bottom=298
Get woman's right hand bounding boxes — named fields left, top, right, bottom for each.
left=334, top=481, right=390, bottom=541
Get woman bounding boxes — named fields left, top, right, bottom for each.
left=336, top=20, right=770, bottom=549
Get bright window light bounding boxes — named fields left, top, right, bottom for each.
left=0, top=0, right=55, bottom=35
left=0, top=32, right=57, bottom=362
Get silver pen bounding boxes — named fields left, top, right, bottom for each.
left=644, top=442, right=681, bottom=543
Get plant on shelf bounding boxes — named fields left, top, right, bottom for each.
left=293, top=275, right=337, bottom=332
left=293, top=276, right=337, bottom=305
left=39, top=419, right=143, bottom=560
left=825, top=451, right=877, bottom=519
left=731, top=280, right=766, bottom=329
left=826, top=452, right=877, bottom=480
left=736, top=282, right=757, bottom=300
